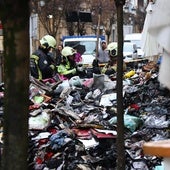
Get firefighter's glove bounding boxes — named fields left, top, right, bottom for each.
left=76, top=64, right=84, bottom=72
left=71, top=68, right=77, bottom=74
left=50, top=64, right=56, bottom=70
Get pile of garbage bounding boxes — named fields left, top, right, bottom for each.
left=1, top=60, right=170, bottom=169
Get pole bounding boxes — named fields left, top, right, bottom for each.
left=115, top=0, right=125, bottom=169
left=77, top=17, right=80, bottom=36
left=96, top=2, right=102, bottom=59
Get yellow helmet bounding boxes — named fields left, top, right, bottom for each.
left=106, top=42, right=118, bottom=57
left=61, top=46, right=76, bottom=57
left=40, top=35, right=56, bottom=49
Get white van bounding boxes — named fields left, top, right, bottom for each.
left=124, top=33, right=144, bottom=58
left=62, top=35, right=105, bottom=65
left=123, top=42, right=138, bottom=62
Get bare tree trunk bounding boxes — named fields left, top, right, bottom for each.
left=0, top=0, right=30, bottom=169
left=115, top=0, right=125, bottom=169
left=96, top=4, right=102, bottom=59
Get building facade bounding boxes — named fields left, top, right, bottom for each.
left=9, top=0, right=148, bottom=54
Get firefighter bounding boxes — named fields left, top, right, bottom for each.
left=101, top=42, right=126, bottom=75
left=30, top=35, right=57, bottom=80
left=57, top=46, right=77, bottom=80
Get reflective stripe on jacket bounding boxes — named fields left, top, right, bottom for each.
left=30, top=55, right=42, bottom=80
left=30, top=48, right=55, bottom=80
left=57, top=64, right=75, bottom=75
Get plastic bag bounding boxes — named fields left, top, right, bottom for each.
left=109, top=114, right=144, bottom=132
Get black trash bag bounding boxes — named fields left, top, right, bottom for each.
left=92, top=59, right=101, bottom=74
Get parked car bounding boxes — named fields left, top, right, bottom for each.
left=123, top=42, right=138, bottom=62
left=124, top=33, right=144, bottom=58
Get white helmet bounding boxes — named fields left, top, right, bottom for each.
left=106, top=42, right=117, bottom=57
left=61, top=46, right=76, bottom=57
left=40, top=35, right=56, bottom=49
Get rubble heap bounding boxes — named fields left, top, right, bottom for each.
left=1, top=61, right=170, bottom=169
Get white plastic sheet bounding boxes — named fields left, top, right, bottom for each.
left=147, top=0, right=170, bottom=89
left=148, top=0, right=170, bottom=54
left=141, top=2, right=160, bottom=59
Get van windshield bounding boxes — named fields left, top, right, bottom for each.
left=130, top=40, right=141, bottom=48
left=64, top=41, right=97, bottom=55
left=124, top=43, right=134, bottom=52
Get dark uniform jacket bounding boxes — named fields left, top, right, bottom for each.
left=30, top=47, right=55, bottom=80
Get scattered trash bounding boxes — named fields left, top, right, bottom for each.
left=1, top=60, right=170, bottom=169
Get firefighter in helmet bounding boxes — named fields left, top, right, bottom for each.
left=57, top=46, right=77, bottom=79
left=101, top=42, right=126, bottom=75
left=30, top=35, right=57, bottom=80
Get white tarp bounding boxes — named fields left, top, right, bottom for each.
left=146, top=0, right=170, bottom=89
left=148, top=0, right=170, bottom=54
left=141, top=1, right=160, bottom=60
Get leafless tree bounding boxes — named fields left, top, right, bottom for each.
left=30, top=0, right=116, bottom=38
left=30, top=0, right=70, bottom=37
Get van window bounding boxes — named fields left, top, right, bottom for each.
left=64, top=41, right=97, bottom=55
left=124, top=33, right=142, bottom=48
left=80, top=41, right=96, bottom=54
left=129, top=40, right=141, bottom=49
left=124, top=43, right=135, bottom=52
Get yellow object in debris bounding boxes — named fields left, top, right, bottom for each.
left=124, top=70, right=135, bottom=78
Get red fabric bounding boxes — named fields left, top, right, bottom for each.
left=29, top=104, right=41, bottom=110
left=72, top=128, right=92, bottom=139
left=36, top=157, right=43, bottom=164
left=91, top=129, right=117, bottom=139
left=130, top=104, right=140, bottom=110
left=44, top=152, right=54, bottom=161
